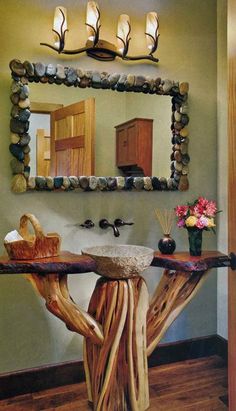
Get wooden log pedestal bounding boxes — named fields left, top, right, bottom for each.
left=0, top=251, right=233, bottom=411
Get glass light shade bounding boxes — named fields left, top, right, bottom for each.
left=117, top=14, right=130, bottom=53
left=53, top=7, right=67, bottom=48
left=146, top=12, right=158, bottom=50
left=86, top=1, right=100, bottom=41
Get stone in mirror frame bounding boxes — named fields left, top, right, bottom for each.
left=9, top=59, right=190, bottom=193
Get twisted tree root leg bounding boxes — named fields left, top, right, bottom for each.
left=84, top=276, right=149, bottom=411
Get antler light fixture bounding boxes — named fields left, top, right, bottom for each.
left=40, top=1, right=159, bottom=63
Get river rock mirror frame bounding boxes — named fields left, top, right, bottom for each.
left=9, top=59, right=190, bottom=193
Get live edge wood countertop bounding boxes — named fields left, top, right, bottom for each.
left=0, top=251, right=96, bottom=274
left=0, top=250, right=231, bottom=275
left=152, top=251, right=231, bottom=272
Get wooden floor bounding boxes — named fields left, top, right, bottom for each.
left=0, top=356, right=228, bottom=411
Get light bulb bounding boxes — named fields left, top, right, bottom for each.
left=53, top=7, right=67, bottom=48
left=86, top=1, right=100, bottom=42
left=146, top=12, right=158, bottom=51
left=117, top=14, right=130, bottom=53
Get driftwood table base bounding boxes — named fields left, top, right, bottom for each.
left=27, top=268, right=210, bottom=411
left=0, top=251, right=233, bottom=411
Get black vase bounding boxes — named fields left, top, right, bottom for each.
left=158, top=234, right=176, bottom=255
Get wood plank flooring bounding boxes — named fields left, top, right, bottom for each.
left=0, top=356, right=227, bottom=411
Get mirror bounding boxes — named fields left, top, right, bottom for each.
left=29, top=84, right=172, bottom=177
left=9, top=60, right=190, bottom=192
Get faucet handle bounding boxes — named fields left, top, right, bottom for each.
left=114, top=218, right=134, bottom=227
left=99, top=219, right=110, bottom=229
left=80, top=219, right=95, bottom=229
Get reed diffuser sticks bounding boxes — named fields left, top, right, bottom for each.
left=155, top=208, right=175, bottom=235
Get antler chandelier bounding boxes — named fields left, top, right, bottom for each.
left=40, top=1, right=159, bottom=63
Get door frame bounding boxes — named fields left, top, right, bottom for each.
left=228, top=0, right=236, bottom=409
left=30, top=102, right=63, bottom=114
left=30, top=102, right=63, bottom=176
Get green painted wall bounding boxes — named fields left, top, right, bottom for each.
left=0, top=0, right=218, bottom=373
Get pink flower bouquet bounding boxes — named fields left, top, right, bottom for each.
left=175, top=197, right=219, bottom=256
left=175, top=197, right=218, bottom=232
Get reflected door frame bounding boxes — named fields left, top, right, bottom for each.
left=30, top=102, right=63, bottom=177
left=30, top=102, right=63, bottom=115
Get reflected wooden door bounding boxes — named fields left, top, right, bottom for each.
left=50, top=98, right=95, bottom=176
left=36, top=129, right=51, bottom=176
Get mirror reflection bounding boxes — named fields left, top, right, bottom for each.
left=29, top=83, right=172, bottom=177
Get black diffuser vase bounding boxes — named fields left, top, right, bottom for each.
left=158, top=234, right=176, bottom=255
left=155, top=208, right=176, bottom=255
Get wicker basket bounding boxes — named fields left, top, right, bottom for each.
left=4, top=214, right=61, bottom=260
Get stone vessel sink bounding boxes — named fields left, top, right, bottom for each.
left=81, top=244, right=154, bottom=279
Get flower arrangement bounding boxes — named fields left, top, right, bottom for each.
left=175, top=197, right=218, bottom=232
left=175, top=197, right=219, bottom=256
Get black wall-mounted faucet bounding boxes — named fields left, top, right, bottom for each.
left=80, top=218, right=134, bottom=236
left=114, top=219, right=134, bottom=228
left=99, top=219, right=120, bottom=237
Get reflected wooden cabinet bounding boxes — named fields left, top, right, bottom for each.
left=115, top=118, right=153, bottom=176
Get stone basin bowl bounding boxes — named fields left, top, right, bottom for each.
left=81, top=245, right=154, bottom=279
